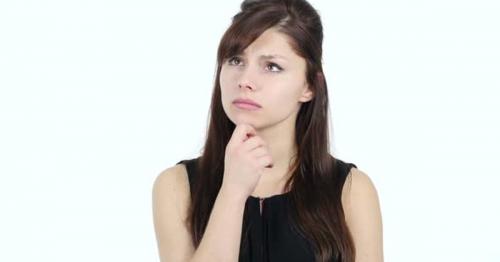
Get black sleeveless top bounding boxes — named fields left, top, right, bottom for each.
left=176, top=157, right=357, bottom=262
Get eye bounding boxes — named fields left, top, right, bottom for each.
left=227, top=56, right=242, bottom=66
left=266, top=62, right=283, bottom=73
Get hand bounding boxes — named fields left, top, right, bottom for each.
left=220, top=123, right=274, bottom=199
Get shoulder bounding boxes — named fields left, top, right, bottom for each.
left=152, top=161, right=195, bottom=261
left=341, top=166, right=381, bottom=218
left=153, top=162, right=190, bottom=197
left=152, top=161, right=192, bottom=217
left=342, top=166, right=378, bottom=200
left=341, top=167, right=384, bottom=261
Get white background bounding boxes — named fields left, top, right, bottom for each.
left=0, top=0, right=498, bottom=261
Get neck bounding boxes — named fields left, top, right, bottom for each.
left=255, top=118, right=298, bottom=184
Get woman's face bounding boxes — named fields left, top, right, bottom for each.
left=220, top=27, right=314, bottom=130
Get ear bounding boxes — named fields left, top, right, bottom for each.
left=299, top=85, right=314, bottom=102
left=299, top=72, right=322, bottom=103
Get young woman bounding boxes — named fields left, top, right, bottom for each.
left=153, top=0, right=383, bottom=261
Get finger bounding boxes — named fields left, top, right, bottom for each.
left=233, top=123, right=257, bottom=144
left=250, top=147, right=270, bottom=158
left=242, top=136, right=267, bottom=152
left=252, top=148, right=274, bottom=168
left=257, top=155, right=274, bottom=169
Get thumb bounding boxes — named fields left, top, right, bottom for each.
left=233, top=123, right=257, bottom=144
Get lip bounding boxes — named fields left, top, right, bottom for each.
left=232, top=98, right=262, bottom=108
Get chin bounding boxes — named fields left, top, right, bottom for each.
left=228, top=114, right=259, bottom=127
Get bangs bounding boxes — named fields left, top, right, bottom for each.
left=217, top=10, right=287, bottom=63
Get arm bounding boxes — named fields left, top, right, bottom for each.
left=341, top=167, right=384, bottom=262
left=152, top=164, right=247, bottom=262
left=190, top=188, right=247, bottom=262
left=152, top=164, right=195, bottom=262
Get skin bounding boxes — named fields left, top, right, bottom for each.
left=153, top=26, right=384, bottom=262
left=219, top=27, right=313, bottom=197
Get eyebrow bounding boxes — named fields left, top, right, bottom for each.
left=239, top=52, right=289, bottom=61
left=260, top=54, right=288, bottom=61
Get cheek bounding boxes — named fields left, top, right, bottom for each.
left=219, top=69, right=234, bottom=100
left=219, top=68, right=240, bottom=91
left=267, top=80, right=304, bottom=103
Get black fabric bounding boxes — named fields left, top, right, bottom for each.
left=176, top=156, right=357, bottom=262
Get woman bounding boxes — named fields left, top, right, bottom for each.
left=153, top=0, right=383, bottom=261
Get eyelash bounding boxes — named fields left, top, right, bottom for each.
left=227, top=56, right=283, bottom=72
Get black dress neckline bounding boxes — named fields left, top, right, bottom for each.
left=248, top=191, right=291, bottom=201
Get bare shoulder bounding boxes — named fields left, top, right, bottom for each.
left=152, top=162, right=192, bottom=222
left=342, top=167, right=379, bottom=200
left=152, top=162, right=194, bottom=262
left=153, top=163, right=190, bottom=199
left=341, top=167, right=384, bottom=262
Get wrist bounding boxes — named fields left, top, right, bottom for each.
left=218, top=186, right=248, bottom=205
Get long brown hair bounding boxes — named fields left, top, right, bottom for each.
left=187, top=0, right=355, bottom=261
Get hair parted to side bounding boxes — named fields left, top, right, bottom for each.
left=188, top=0, right=356, bottom=261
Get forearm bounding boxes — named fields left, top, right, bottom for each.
left=190, top=188, right=247, bottom=262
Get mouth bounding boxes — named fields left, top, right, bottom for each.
left=233, top=103, right=260, bottom=110
left=232, top=98, right=262, bottom=108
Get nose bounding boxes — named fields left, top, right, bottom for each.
left=238, top=81, right=254, bottom=90
left=237, top=67, right=256, bottom=91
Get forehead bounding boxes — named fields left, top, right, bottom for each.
left=240, top=28, right=299, bottom=60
